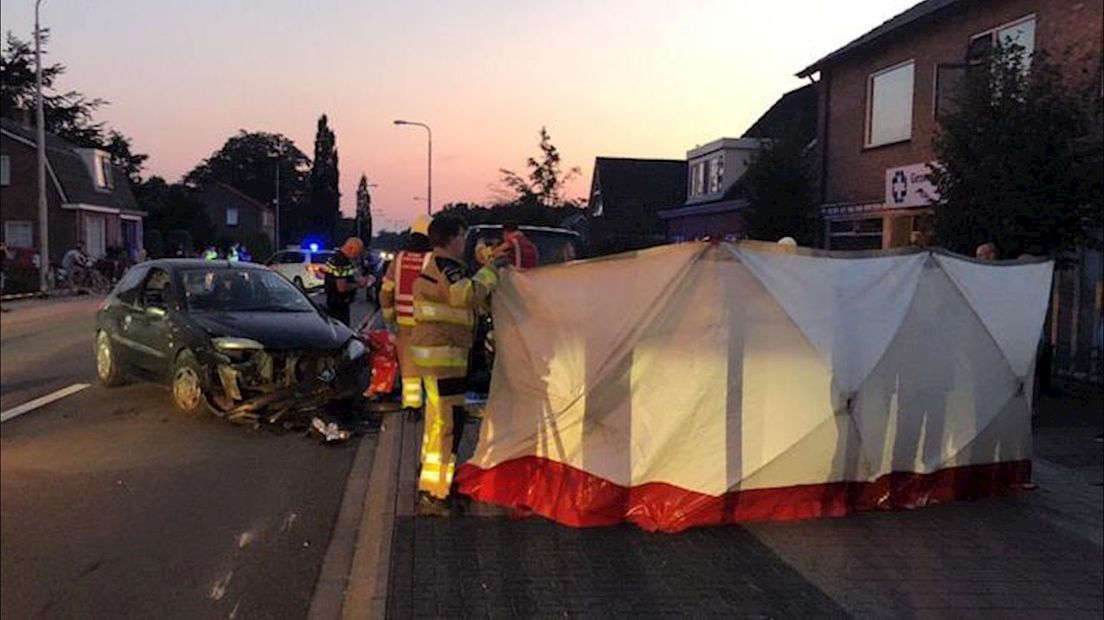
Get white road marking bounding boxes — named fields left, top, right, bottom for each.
left=0, top=383, right=91, bottom=423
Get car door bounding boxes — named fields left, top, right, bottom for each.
left=103, top=264, right=150, bottom=372
left=122, top=267, right=175, bottom=375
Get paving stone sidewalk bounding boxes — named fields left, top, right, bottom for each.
left=379, top=386, right=1103, bottom=618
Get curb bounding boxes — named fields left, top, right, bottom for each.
left=338, top=412, right=409, bottom=619
left=306, top=431, right=380, bottom=620
left=0, top=291, right=48, bottom=302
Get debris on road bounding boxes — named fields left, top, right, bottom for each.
left=311, top=417, right=352, bottom=443
left=281, top=512, right=298, bottom=533
left=209, top=570, right=233, bottom=601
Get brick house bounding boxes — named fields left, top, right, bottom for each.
left=196, top=183, right=275, bottom=256
left=658, top=84, right=818, bottom=242
left=798, top=0, right=1102, bottom=250
left=1, top=118, right=145, bottom=265
left=799, top=0, right=1103, bottom=380
left=586, top=157, right=686, bottom=256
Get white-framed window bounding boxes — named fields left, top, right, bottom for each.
left=968, top=15, right=1036, bottom=68
left=690, top=160, right=707, bottom=197
left=866, top=60, right=915, bottom=148
left=93, top=152, right=114, bottom=190
left=0, top=155, right=10, bottom=186
left=226, top=206, right=239, bottom=227
left=4, top=220, right=33, bottom=248
left=708, top=156, right=724, bottom=194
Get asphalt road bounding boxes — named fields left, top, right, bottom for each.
left=1, top=295, right=374, bottom=619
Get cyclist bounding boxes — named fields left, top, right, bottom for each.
left=62, top=243, right=91, bottom=291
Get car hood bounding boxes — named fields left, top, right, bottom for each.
left=190, top=310, right=352, bottom=350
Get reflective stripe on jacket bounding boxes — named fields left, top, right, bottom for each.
left=409, top=253, right=499, bottom=378
left=380, top=251, right=430, bottom=326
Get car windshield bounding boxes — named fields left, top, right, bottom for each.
left=181, top=268, right=316, bottom=313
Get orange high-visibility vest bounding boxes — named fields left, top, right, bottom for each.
left=394, top=251, right=430, bottom=326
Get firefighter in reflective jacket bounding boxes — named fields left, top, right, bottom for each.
left=379, top=216, right=432, bottom=410
left=411, top=215, right=500, bottom=516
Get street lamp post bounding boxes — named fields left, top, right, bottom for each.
left=393, top=120, right=431, bottom=215
left=35, top=0, right=49, bottom=293
left=356, top=181, right=378, bottom=241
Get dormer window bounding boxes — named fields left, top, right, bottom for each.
left=94, top=152, right=114, bottom=190
left=689, top=155, right=726, bottom=198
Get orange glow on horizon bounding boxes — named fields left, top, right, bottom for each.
left=1, top=0, right=920, bottom=230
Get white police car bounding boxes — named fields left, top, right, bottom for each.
left=265, top=245, right=335, bottom=290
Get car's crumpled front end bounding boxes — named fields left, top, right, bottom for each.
left=199, top=336, right=370, bottom=429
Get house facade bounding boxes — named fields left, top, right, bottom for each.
left=658, top=84, right=818, bottom=242
left=586, top=157, right=686, bottom=256
left=800, top=0, right=1103, bottom=381
left=799, top=0, right=1102, bottom=251
left=1, top=118, right=144, bottom=266
left=197, top=183, right=275, bottom=255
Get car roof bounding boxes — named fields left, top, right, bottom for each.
left=467, top=224, right=579, bottom=237
left=145, top=259, right=272, bottom=271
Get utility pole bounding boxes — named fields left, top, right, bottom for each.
left=35, top=0, right=49, bottom=293
left=273, top=158, right=281, bottom=250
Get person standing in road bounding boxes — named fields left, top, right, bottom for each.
left=203, top=245, right=219, bottom=261
left=324, top=237, right=371, bottom=326
left=379, top=216, right=433, bottom=413
left=411, top=215, right=501, bottom=516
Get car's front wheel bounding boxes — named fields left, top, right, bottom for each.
left=171, top=351, right=208, bottom=415
left=95, top=331, right=126, bottom=387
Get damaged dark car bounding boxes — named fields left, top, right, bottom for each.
left=94, top=260, right=370, bottom=433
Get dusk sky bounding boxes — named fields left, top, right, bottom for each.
left=2, top=0, right=917, bottom=230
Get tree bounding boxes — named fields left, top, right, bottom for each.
left=309, top=115, right=341, bottom=244
left=135, top=176, right=214, bottom=255
left=742, top=140, right=817, bottom=245
left=103, top=130, right=148, bottom=185
left=184, top=130, right=310, bottom=244
left=1, top=32, right=146, bottom=181
left=497, top=127, right=582, bottom=209
left=930, top=44, right=1102, bottom=257
left=356, top=174, right=373, bottom=242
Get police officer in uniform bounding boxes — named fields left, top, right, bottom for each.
left=324, top=238, right=371, bottom=325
